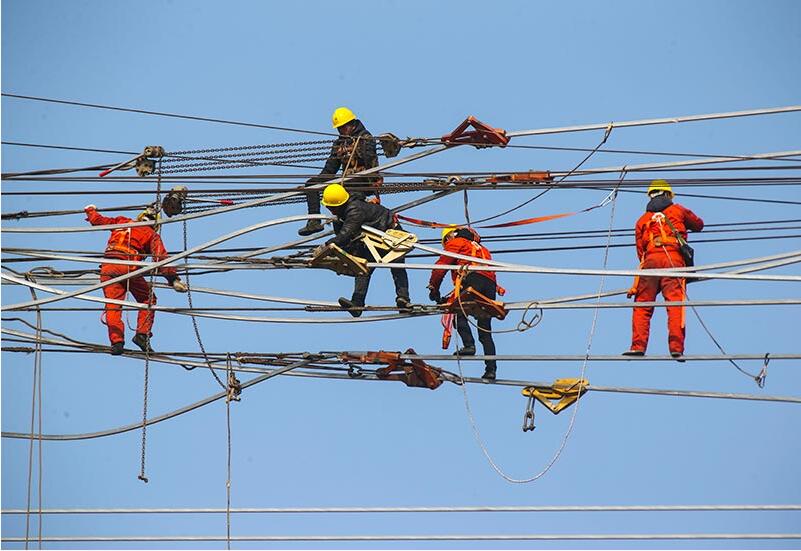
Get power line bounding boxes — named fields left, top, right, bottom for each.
left=1, top=93, right=337, bottom=137
left=3, top=532, right=800, bottom=543
left=3, top=504, right=799, bottom=514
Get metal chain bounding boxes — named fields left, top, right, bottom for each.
left=166, top=139, right=333, bottom=156
left=182, top=220, right=227, bottom=389
left=137, top=161, right=164, bottom=484
left=161, top=156, right=330, bottom=174
left=161, top=145, right=332, bottom=165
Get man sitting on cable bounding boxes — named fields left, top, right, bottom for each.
left=320, top=183, right=411, bottom=317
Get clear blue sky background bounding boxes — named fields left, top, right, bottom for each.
left=2, top=0, right=800, bottom=549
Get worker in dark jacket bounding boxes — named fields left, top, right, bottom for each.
left=320, top=183, right=410, bottom=316
left=623, top=180, right=704, bottom=359
left=428, top=227, right=500, bottom=380
left=299, top=107, right=380, bottom=236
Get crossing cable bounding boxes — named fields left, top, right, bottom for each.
left=3, top=329, right=800, bottom=444
left=0, top=346, right=322, bottom=441
left=465, top=123, right=614, bottom=227
left=3, top=250, right=800, bottom=326
left=21, top=273, right=44, bottom=550
left=1, top=93, right=337, bottom=137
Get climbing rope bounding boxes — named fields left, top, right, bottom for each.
left=452, top=170, right=624, bottom=483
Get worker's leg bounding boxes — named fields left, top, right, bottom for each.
left=100, top=265, right=127, bottom=345
left=631, top=275, right=659, bottom=352
left=304, top=181, right=321, bottom=215
left=662, top=276, right=686, bottom=354
left=389, top=256, right=410, bottom=301
left=455, top=312, right=475, bottom=350
left=128, top=275, right=157, bottom=337
left=352, top=268, right=374, bottom=305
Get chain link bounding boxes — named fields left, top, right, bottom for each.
left=161, top=145, right=333, bottom=165
left=182, top=220, right=228, bottom=389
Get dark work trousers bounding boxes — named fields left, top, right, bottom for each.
left=345, top=226, right=409, bottom=304
left=455, top=273, right=497, bottom=371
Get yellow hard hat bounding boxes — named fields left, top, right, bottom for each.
left=332, top=107, right=357, bottom=129
left=647, top=179, right=673, bottom=196
left=136, top=205, right=160, bottom=222
left=441, top=226, right=459, bottom=244
left=322, top=183, right=350, bottom=207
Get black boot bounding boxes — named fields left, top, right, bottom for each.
left=396, top=296, right=412, bottom=312
left=110, top=342, right=124, bottom=356
left=298, top=220, right=324, bottom=236
left=481, top=362, right=497, bottom=382
left=132, top=333, right=154, bottom=354
left=338, top=297, right=364, bottom=318
left=454, top=345, right=476, bottom=356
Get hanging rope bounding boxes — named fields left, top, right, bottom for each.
left=452, top=169, right=624, bottom=483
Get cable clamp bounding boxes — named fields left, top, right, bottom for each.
left=756, top=353, right=770, bottom=388
left=522, top=394, right=536, bottom=432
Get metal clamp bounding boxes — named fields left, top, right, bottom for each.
left=348, top=364, right=365, bottom=379
left=522, top=395, right=536, bottom=432
left=226, top=371, right=242, bottom=402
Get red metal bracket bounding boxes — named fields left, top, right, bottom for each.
left=339, top=348, right=444, bottom=390
left=441, top=116, right=509, bottom=149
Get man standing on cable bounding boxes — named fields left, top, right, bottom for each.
left=85, top=204, right=188, bottom=355
left=298, top=107, right=381, bottom=236
left=427, top=227, right=501, bottom=381
left=623, top=180, right=704, bottom=360
left=319, top=183, right=411, bottom=316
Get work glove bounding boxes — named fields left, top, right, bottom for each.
left=172, top=278, right=188, bottom=293
left=312, top=245, right=326, bottom=258
left=428, top=286, right=442, bottom=304
left=626, top=286, right=637, bottom=299
left=84, top=204, right=97, bottom=211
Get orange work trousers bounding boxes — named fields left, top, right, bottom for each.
left=100, top=263, right=157, bottom=345
left=630, top=250, right=686, bottom=354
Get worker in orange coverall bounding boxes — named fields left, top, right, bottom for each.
left=85, top=204, right=188, bottom=355
left=623, top=180, right=704, bottom=360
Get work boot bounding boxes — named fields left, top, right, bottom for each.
left=622, top=349, right=645, bottom=357
left=453, top=345, right=476, bottom=356
left=110, top=342, right=124, bottom=356
left=298, top=220, right=324, bottom=236
left=671, top=351, right=686, bottom=363
left=338, top=297, right=363, bottom=318
left=396, top=296, right=412, bottom=312
left=132, top=333, right=154, bottom=354
left=481, top=366, right=497, bottom=382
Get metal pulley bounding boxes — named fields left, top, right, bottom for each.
left=161, top=185, right=188, bottom=217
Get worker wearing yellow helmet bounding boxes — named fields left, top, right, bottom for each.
left=299, top=107, right=381, bottom=236
left=623, top=179, right=704, bottom=360
left=428, top=226, right=501, bottom=381
left=320, top=183, right=411, bottom=316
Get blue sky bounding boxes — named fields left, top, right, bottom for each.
left=2, top=0, right=800, bottom=549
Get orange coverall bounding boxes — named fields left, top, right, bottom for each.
left=86, top=208, right=177, bottom=345
left=630, top=203, right=704, bottom=354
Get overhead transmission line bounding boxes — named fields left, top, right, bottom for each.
left=1, top=93, right=337, bottom=136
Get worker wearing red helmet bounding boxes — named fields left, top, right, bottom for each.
left=623, top=180, right=704, bottom=360
left=428, top=226, right=500, bottom=381
left=85, top=204, right=188, bottom=355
